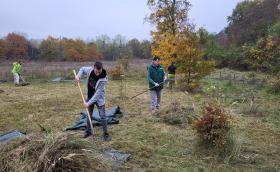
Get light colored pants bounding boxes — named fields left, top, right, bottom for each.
left=150, top=89, right=162, bottom=110
left=13, top=73, right=19, bottom=85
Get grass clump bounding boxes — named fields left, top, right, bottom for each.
left=267, top=78, right=280, bottom=94
left=155, top=101, right=198, bottom=127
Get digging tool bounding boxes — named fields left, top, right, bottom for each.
left=130, top=80, right=168, bottom=100
left=73, top=70, right=95, bottom=140
left=19, top=75, right=30, bottom=86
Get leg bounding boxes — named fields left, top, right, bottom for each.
left=14, top=73, right=19, bottom=85
left=156, top=89, right=162, bottom=109
left=85, top=102, right=94, bottom=135
left=149, top=90, right=157, bottom=111
left=97, top=105, right=111, bottom=141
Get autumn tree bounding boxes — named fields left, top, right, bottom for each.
left=87, top=42, right=103, bottom=60
left=0, top=39, right=5, bottom=59
left=147, top=0, right=214, bottom=89
left=4, top=33, right=29, bottom=60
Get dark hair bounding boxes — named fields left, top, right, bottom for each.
left=94, top=61, right=103, bottom=70
left=153, top=56, right=160, bottom=61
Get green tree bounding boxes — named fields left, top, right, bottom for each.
left=127, top=38, right=143, bottom=58
left=226, top=0, right=280, bottom=45
left=39, top=36, right=60, bottom=61
left=140, top=40, right=152, bottom=59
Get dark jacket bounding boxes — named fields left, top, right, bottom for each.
left=147, top=63, right=165, bottom=90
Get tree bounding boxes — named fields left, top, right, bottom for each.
left=140, top=40, right=152, bottom=59
left=127, top=38, right=143, bottom=58
left=39, top=36, right=60, bottom=61
left=0, top=39, right=5, bottom=59
left=147, top=0, right=214, bottom=90
left=147, top=0, right=191, bottom=35
left=28, top=39, right=41, bottom=60
left=176, top=28, right=215, bottom=88
left=87, top=42, right=103, bottom=60
left=226, top=0, right=280, bottom=45
left=147, top=0, right=191, bottom=66
left=4, top=33, right=29, bottom=60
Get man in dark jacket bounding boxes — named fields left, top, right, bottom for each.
left=147, top=56, right=165, bottom=112
left=75, top=61, right=111, bottom=141
left=167, top=62, right=176, bottom=89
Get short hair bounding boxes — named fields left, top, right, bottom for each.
left=94, top=61, right=103, bottom=70
left=153, top=56, right=160, bottom=61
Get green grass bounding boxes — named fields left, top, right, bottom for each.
left=0, top=68, right=280, bottom=171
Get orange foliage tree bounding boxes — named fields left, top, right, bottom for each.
left=4, top=33, right=29, bottom=60
left=0, top=39, right=5, bottom=58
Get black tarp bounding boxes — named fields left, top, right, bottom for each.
left=65, top=106, right=122, bottom=131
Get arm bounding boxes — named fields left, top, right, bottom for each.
left=147, top=67, right=156, bottom=85
left=87, top=81, right=105, bottom=106
left=76, top=67, right=92, bottom=80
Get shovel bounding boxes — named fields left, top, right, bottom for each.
left=73, top=70, right=95, bottom=141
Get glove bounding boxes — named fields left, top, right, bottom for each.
left=75, top=76, right=80, bottom=83
left=154, top=82, right=159, bottom=87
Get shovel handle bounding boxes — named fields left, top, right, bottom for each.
left=73, top=70, right=95, bottom=139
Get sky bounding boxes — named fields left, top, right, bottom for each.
left=0, top=0, right=240, bottom=41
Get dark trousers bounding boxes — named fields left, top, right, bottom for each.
left=86, top=103, right=108, bottom=135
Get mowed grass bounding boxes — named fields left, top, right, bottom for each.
left=0, top=68, right=280, bottom=171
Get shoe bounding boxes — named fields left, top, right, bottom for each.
left=103, top=133, right=111, bottom=142
left=83, top=132, right=92, bottom=138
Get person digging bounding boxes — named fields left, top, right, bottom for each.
left=75, top=61, right=111, bottom=142
left=12, top=61, right=22, bottom=86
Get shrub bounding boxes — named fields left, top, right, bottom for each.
left=192, top=104, right=232, bottom=150
left=268, top=78, right=280, bottom=94
left=108, top=65, right=124, bottom=80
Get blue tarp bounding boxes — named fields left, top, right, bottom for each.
left=0, top=130, right=26, bottom=143
left=65, top=106, right=122, bottom=131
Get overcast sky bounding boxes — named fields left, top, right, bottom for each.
left=0, top=0, right=240, bottom=40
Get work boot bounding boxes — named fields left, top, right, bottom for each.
left=103, top=133, right=111, bottom=142
left=83, top=132, right=92, bottom=138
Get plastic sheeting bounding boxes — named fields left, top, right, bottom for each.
left=65, top=106, right=122, bottom=131
left=0, top=130, right=26, bottom=143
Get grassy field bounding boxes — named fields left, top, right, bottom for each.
left=0, top=63, right=280, bottom=171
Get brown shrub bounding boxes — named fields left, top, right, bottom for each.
left=192, top=104, right=232, bottom=149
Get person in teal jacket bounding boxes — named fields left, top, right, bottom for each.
left=11, top=61, right=22, bottom=86
left=147, top=56, right=165, bottom=112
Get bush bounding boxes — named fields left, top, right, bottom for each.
left=192, top=104, right=232, bottom=150
left=268, top=78, right=280, bottom=94
left=108, top=65, right=124, bottom=80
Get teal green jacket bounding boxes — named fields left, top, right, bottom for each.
left=147, top=63, right=165, bottom=90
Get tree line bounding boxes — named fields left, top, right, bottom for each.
left=198, top=0, right=280, bottom=74
left=0, top=33, right=152, bottom=61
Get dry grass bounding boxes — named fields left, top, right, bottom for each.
left=0, top=66, right=280, bottom=171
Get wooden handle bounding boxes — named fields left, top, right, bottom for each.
left=73, top=70, right=95, bottom=138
